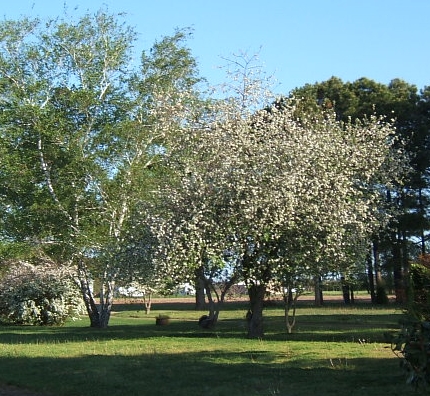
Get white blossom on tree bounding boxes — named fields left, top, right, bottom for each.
left=150, top=55, right=408, bottom=338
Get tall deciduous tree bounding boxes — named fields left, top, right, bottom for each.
left=0, top=11, right=201, bottom=327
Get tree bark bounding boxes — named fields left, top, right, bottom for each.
left=392, top=231, right=406, bottom=304
left=247, top=284, right=266, bottom=339
left=77, top=263, right=114, bottom=328
left=194, top=269, right=206, bottom=310
left=314, top=276, right=324, bottom=306
left=367, top=246, right=376, bottom=303
left=284, top=288, right=299, bottom=334
left=143, top=292, right=152, bottom=314
left=98, top=279, right=114, bottom=328
left=198, top=274, right=238, bottom=329
left=418, top=187, right=426, bottom=255
left=341, top=276, right=351, bottom=304
left=198, top=286, right=220, bottom=329
left=79, top=278, right=101, bottom=328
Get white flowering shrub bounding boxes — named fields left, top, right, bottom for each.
left=0, top=262, right=85, bottom=325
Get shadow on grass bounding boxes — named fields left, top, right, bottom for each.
left=0, top=313, right=401, bottom=345
left=0, top=351, right=413, bottom=396
left=0, top=299, right=404, bottom=346
left=0, top=301, right=410, bottom=395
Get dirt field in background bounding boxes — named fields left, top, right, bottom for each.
left=117, top=291, right=380, bottom=306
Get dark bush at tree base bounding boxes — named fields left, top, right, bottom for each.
left=375, top=285, right=389, bottom=305
left=392, top=319, right=430, bottom=388
left=392, top=258, right=430, bottom=388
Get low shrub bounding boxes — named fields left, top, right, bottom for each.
left=392, top=319, right=430, bottom=388
left=0, top=262, right=85, bottom=325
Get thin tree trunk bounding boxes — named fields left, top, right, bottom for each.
left=80, top=280, right=101, bottom=328
left=77, top=262, right=115, bottom=328
left=198, top=275, right=238, bottom=329
left=98, top=279, right=115, bottom=328
left=314, top=276, right=323, bottom=306
left=401, top=229, right=410, bottom=303
left=195, top=268, right=206, bottom=310
left=247, top=283, right=266, bottom=338
left=284, top=288, right=299, bottom=334
left=392, top=230, right=405, bottom=303
left=143, top=291, right=152, bottom=314
left=375, top=241, right=383, bottom=289
left=419, top=187, right=426, bottom=255
left=367, top=245, right=376, bottom=303
left=77, top=263, right=101, bottom=327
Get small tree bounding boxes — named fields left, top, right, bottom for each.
left=408, top=255, right=430, bottom=321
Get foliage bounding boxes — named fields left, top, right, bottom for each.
left=0, top=261, right=84, bottom=325
left=409, top=272, right=430, bottom=321
left=150, top=54, right=408, bottom=337
left=392, top=319, right=430, bottom=389
left=391, top=255, right=430, bottom=388
left=291, top=77, right=430, bottom=303
left=408, top=255, right=430, bottom=321
left=0, top=10, right=202, bottom=327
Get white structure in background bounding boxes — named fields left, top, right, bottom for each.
left=176, top=282, right=196, bottom=296
left=116, top=283, right=145, bottom=298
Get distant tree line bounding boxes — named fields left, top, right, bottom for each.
left=290, top=77, right=430, bottom=304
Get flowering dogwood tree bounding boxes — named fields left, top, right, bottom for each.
left=151, top=55, right=408, bottom=338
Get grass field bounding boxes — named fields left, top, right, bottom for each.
left=0, top=295, right=416, bottom=396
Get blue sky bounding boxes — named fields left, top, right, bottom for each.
left=2, top=0, right=429, bottom=94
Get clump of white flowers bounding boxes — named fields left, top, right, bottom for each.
left=0, top=262, right=85, bottom=325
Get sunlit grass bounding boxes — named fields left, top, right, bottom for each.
left=0, top=297, right=413, bottom=396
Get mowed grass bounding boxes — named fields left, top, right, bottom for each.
left=0, top=295, right=414, bottom=396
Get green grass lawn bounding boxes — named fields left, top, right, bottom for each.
left=0, top=297, right=415, bottom=396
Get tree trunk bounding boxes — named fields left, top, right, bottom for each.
left=143, top=292, right=152, bottom=314
left=284, top=288, right=299, bottom=334
left=78, top=277, right=101, bottom=328
left=98, top=303, right=111, bottom=328
left=392, top=231, right=406, bottom=304
left=197, top=270, right=239, bottom=329
left=367, top=247, right=376, bottom=303
left=419, top=187, right=426, bottom=255
left=198, top=275, right=237, bottom=329
left=247, top=284, right=266, bottom=339
left=401, top=229, right=410, bottom=303
left=198, top=286, right=221, bottom=329
left=341, top=276, right=351, bottom=304
left=374, top=241, right=384, bottom=298
left=77, top=263, right=114, bottom=328
left=98, top=279, right=115, bottom=328
left=194, top=270, right=206, bottom=310
left=314, top=276, right=323, bottom=306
